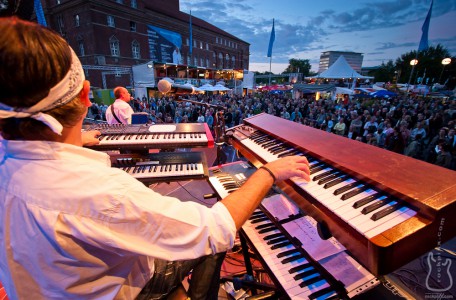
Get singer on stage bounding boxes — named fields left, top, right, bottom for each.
left=105, top=86, right=134, bottom=124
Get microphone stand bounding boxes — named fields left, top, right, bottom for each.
left=177, top=97, right=227, bottom=166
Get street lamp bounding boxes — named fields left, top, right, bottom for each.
left=439, top=58, right=451, bottom=84
left=406, top=59, right=419, bottom=95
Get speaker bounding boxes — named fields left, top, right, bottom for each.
left=131, top=112, right=149, bottom=124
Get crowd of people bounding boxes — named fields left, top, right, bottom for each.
left=91, top=90, right=456, bottom=171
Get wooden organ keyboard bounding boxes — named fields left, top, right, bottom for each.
left=228, top=113, right=456, bottom=276
left=110, top=151, right=209, bottom=184
left=209, top=162, right=379, bottom=299
left=83, top=123, right=214, bottom=151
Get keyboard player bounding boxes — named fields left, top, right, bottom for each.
left=0, top=24, right=312, bottom=299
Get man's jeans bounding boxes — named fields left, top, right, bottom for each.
left=136, top=252, right=226, bottom=300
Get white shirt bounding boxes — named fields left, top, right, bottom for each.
left=106, top=99, right=134, bottom=124
left=0, top=140, right=236, bottom=299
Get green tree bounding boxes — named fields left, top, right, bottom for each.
left=395, top=44, right=452, bottom=85
left=370, top=60, right=396, bottom=83
left=283, top=58, right=312, bottom=76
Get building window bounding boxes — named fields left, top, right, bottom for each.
left=186, top=38, right=189, bottom=46
left=225, top=53, right=230, bottom=62
left=200, top=57, right=203, bottom=66
left=131, top=0, right=137, bottom=8
left=132, top=40, right=140, bottom=59
left=193, top=39, right=197, bottom=48
left=206, top=43, right=209, bottom=50
left=109, top=36, right=120, bottom=56
left=194, top=57, right=198, bottom=66
left=57, top=15, right=64, bottom=33
left=74, top=14, right=80, bottom=27
left=232, top=56, right=236, bottom=68
left=218, top=53, right=223, bottom=69
left=206, top=58, right=209, bottom=68
left=187, top=55, right=191, bottom=65
left=199, top=41, right=203, bottom=49
left=78, top=40, right=85, bottom=56
left=130, top=21, right=136, bottom=32
left=216, top=37, right=218, bottom=44
left=107, top=15, right=115, bottom=27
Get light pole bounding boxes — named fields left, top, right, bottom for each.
left=406, top=59, right=418, bottom=95
left=439, top=58, right=451, bottom=84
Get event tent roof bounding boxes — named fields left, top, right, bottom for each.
left=315, top=55, right=373, bottom=79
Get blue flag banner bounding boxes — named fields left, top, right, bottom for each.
left=189, top=10, right=193, bottom=55
left=267, top=19, right=275, bottom=58
left=418, top=0, right=433, bottom=52
left=34, top=0, right=47, bottom=26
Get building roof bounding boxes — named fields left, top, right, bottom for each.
left=145, top=3, right=249, bottom=45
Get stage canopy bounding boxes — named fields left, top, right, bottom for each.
left=315, top=56, right=373, bottom=79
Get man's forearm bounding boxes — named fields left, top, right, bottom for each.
left=221, top=168, right=274, bottom=230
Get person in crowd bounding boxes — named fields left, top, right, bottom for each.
left=435, top=142, right=453, bottom=169
left=333, top=118, right=346, bottom=136
left=105, top=86, right=134, bottom=124
left=0, top=18, right=310, bottom=300
left=386, top=126, right=406, bottom=154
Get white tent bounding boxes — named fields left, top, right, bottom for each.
left=213, top=83, right=231, bottom=91
left=198, top=83, right=216, bottom=92
left=316, top=55, right=372, bottom=79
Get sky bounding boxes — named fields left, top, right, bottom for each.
left=180, top=0, right=456, bottom=74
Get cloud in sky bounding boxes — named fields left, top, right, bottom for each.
left=180, top=0, right=456, bottom=73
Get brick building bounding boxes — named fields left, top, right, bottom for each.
left=40, top=0, right=250, bottom=89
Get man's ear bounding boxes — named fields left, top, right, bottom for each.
left=79, top=80, right=92, bottom=107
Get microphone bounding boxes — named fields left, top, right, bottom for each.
left=157, top=79, right=196, bottom=95
left=175, top=97, right=226, bottom=110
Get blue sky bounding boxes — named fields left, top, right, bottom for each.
left=180, top=0, right=456, bottom=73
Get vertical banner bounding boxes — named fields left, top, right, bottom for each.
left=267, top=19, right=275, bottom=58
left=418, top=0, right=433, bottom=51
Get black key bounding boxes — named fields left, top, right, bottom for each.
left=341, top=185, right=369, bottom=200
left=323, top=175, right=349, bottom=188
left=353, top=193, right=379, bottom=208
left=270, top=240, right=292, bottom=250
left=313, top=169, right=336, bottom=181
left=251, top=216, right=270, bottom=224
left=250, top=213, right=266, bottom=221
left=334, top=182, right=362, bottom=196
left=293, top=268, right=317, bottom=280
left=299, top=275, right=324, bottom=287
left=281, top=253, right=305, bottom=264
left=317, top=173, right=341, bottom=185
left=361, top=197, right=389, bottom=214
left=251, top=210, right=264, bottom=217
left=263, top=232, right=283, bottom=241
left=276, top=248, right=299, bottom=258
left=258, top=226, right=278, bottom=234
left=266, top=236, right=288, bottom=245
left=371, top=203, right=402, bottom=221
left=288, top=262, right=312, bottom=274
left=309, top=163, right=326, bottom=174
left=309, top=286, right=336, bottom=300
left=255, top=222, right=275, bottom=230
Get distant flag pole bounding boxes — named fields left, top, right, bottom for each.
left=189, top=10, right=193, bottom=61
left=418, top=0, right=433, bottom=52
left=407, top=0, right=433, bottom=96
left=34, top=0, right=47, bottom=26
left=267, top=18, right=275, bottom=85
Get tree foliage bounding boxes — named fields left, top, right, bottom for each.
left=283, top=58, right=312, bottom=76
left=395, top=44, right=453, bottom=85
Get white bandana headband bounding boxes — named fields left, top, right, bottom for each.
left=0, top=47, right=85, bottom=135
